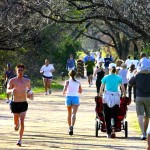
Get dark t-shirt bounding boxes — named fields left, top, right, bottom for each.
left=129, top=73, right=150, bottom=97
left=85, top=61, right=95, bottom=72
left=104, top=58, right=111, bottom=67
left=97, top=70, right=105, bottom=81
left=5, top=70, right=14, bottom=79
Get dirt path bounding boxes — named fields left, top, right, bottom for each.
left=0, top=78, right=147, bottom=150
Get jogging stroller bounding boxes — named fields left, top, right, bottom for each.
left=95, top=96, right=131, bottom=138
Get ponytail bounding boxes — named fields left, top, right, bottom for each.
left=111, top=67, right=116, bottom=74
left=68, top=70, right=77, bottom=82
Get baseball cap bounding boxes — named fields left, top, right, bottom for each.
left=108, top=63, right=116, bottom=69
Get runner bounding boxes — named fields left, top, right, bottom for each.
left=40, top=59, right=55, bottom=95
left=63, top=70, right=82, bottom=135
left=85, top=56, right=95, bottom=87
left=7, top=64, right=33, bottom=146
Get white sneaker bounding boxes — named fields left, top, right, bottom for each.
left=141, top=133, right=147, bottom=140
left=45, top=92, right=48, bottom=95
left=16, top=140, right=22, bottom=146
left=107, top=134, right=111, bottom=138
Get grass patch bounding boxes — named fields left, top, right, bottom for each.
left=0, top=93, right=6, bottom=100
left=127, top=111, right=141, bottom=134
left=33, top=80, right=63, bottom=93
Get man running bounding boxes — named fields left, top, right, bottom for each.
left=7, top=64, right=33, bottom=146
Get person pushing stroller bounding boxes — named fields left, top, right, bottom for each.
left=99, top=63, right=126, bottom=138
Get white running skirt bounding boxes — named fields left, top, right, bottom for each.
left=103, top=91, right=120, bottom=108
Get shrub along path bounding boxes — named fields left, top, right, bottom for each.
left=0, top=77, right=147, bottom=150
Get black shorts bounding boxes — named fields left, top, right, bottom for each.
left=87, top=71, right=93, bottom=76
left=43, top=75, right=53, bottom=79
left=10, top=101, right=28, bottom=113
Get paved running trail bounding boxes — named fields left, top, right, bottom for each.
left=0, top=77, right=147, bottom=150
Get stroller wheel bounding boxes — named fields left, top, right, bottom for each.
left=95, top=120, right=99, bottom=137
left=125, top=121, right=128, bottom=138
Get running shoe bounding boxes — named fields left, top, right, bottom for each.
left=49, top=89, right=52, bottom=94
left=141, top=133, right=147, bottom=140
left=16, top=140, right=21, bottom=146
left=45, top=92, right=48, bottom=95
left=107, top=134, right=111, bottom=138
left=69, top=126, right=73, bottom=135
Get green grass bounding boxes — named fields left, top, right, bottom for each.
left=127, top=111, right=141, bottom=134
left=33, top=80, right=63, bottom=93
left=0, top=93, right=6, bottom=100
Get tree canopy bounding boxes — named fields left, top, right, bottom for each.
left=1, top=0, right=150, bottom=63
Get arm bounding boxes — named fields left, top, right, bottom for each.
left=120, top=84, right=126, bottom=97
left=26, top=79, right=34, bottom=100
left=50, top=64, right=55, bottom=73
left=63, top=80, right=69, bottom=95
left=78, top=84, right=82, bottom=94
left=27, top=79, right=31, bottom=90
left=6, top=79, right=14, bottom=94
left=99, top=83, right=105, bottom=97
left=40, top=66, right=44, bottom=73
left=94, top=69, right=98, bottom=76
left=128, top=76, right=136, bottom=86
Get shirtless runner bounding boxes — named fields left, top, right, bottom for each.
left=7, top=64, right=33, bottom=146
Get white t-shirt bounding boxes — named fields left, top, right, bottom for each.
left=118, top=69, right=128, bottom=84
left=40, top=64, right=54, bottom=77
left=126, top=70, right=135, bottom=81
left=96, top=57, right=105, bottom=68
left=66, top=79, right=80, bottom=96
left=125, top=59, right=132, bottom=68
left=97, top=57, right=104, bottom=63
left=132, top=60, right=139, bottom=68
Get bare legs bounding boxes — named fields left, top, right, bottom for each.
left=67, top=105, right=79, bottom=126
left=88, top=74, right=93, bottom=86
left=138, top=115, right=149, bottom=133
left=14, top=111, right=26, bottom=143
left=43, top=78, right=52, bottom=94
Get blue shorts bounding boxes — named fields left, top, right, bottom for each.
left=65, top=96, right=80, bottom=106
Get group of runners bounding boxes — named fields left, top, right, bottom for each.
left=3, top=52, right=150, bottom=149
left=64, top=51, right=150, bottom=150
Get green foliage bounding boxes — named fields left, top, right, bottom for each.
left=55, top=36, right=81, bottom=72
left=0, top=93, right=6, bottom=100
left=51, top=80, right=63, bottom=89
left=76, top=51, right=86, bottom=59
left=142, top=43, right=150, bottom=56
